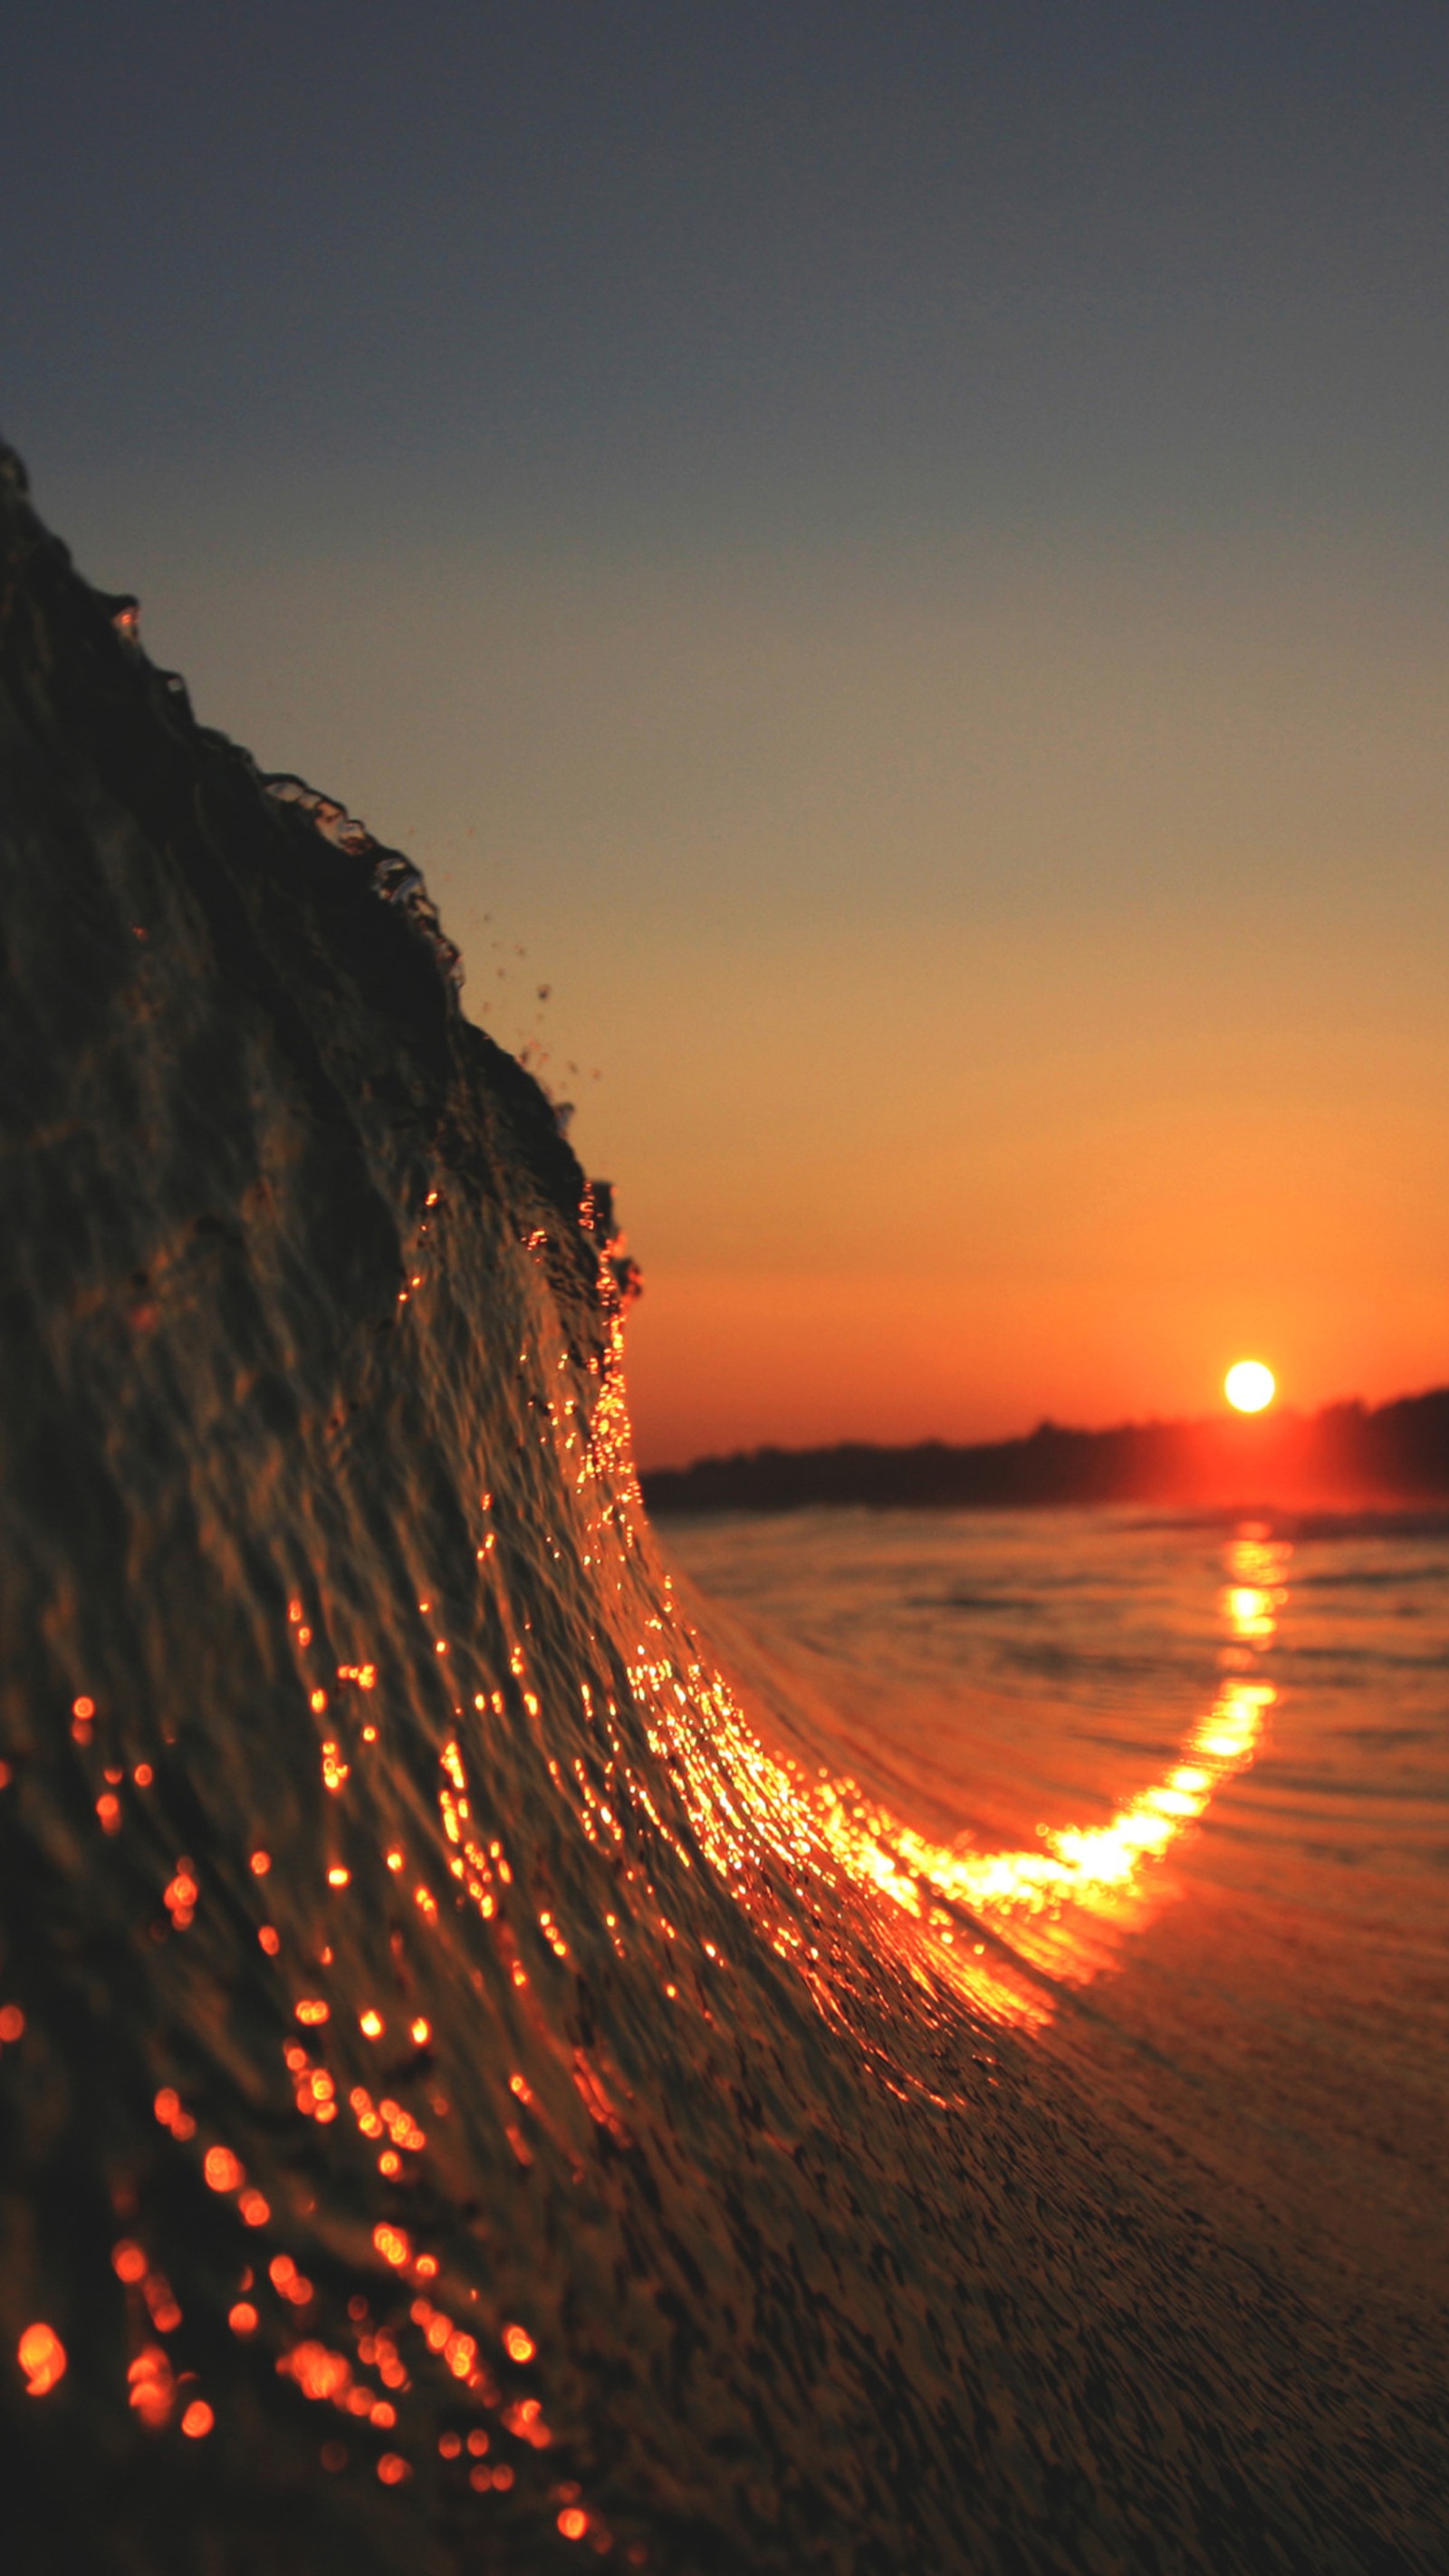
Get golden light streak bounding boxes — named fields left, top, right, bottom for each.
left=620, top=1486, right=1281, bottom=2040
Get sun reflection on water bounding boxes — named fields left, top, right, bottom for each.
left=626, top=1522, right=1283, bottom=2038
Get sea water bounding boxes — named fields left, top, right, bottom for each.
left=662, top=1505, right=1449, bottom=2337
left=6, top=439, right=1446, bottom=2573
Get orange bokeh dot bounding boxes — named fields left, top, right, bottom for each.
left=18, top=2322, right=66, bottom=2396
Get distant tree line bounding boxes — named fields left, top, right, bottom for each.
left=641, top=1387, right=1449, bottom=1515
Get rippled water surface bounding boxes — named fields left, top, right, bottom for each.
left=663, top=1506, right=1449, bottom=2314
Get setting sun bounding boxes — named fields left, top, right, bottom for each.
left=1224, top=1360, right=1276, bottom=1414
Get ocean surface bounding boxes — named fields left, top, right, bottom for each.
left=2, top=441, right=1445, bottom=2575
left=663, top=1505, right=1449, bottom=2332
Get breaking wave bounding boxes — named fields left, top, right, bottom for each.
left=0, top=444, right=1443, bottom=2574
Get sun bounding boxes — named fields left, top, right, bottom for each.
left=1224, top=1360, right=1275, bottom=1414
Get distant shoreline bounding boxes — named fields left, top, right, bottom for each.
left=641, top=1386, right=1449, bottom=1515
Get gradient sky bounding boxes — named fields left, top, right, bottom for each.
left=6, top=2, right=1449, bottom=1464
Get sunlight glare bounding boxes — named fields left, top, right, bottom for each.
left=1224, top=1360, right=1275, bottom=1413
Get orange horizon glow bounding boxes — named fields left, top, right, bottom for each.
left=620, top=1257, right=1447, bottom=1469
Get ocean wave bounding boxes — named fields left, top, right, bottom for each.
left=1, top=444, right=1444, bottom=2574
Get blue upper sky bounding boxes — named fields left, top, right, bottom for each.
left=8, top=1, right=1447, bottom=539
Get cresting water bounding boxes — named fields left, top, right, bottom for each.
left=3, top=442, right=1445, bottom=2573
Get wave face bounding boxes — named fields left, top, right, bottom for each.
left=0, top=447, right=1444, bottom=2574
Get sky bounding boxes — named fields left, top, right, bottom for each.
left=5, top=1, right=1449, bottom=1465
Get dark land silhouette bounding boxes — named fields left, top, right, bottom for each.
left=644, top=1386, right=1449, bottom=1516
